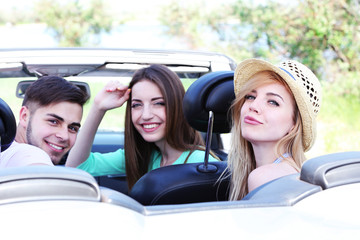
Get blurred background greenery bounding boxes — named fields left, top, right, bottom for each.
left=0, top=0, right=359, bottom=157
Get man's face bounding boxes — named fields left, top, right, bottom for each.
left=25, top=102, right=83, bottom=165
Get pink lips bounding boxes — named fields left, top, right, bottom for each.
left=141, top=123, right=161, bottom=133
left=244, top=116, right=263, bottom=125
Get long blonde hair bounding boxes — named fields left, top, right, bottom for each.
left=227, top=70, right=306, bottom=200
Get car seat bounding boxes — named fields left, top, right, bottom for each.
left=0, top=166, right=101, bottom=205
left=129, top=71, right=235, bottom=205
left=183, top=70, right=235, bottom=161
left=0, top=98, right=16, bottom=152
left=300, top=151, right=360, bottom=189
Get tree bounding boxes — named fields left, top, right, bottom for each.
left=230, top=0, right=360, bottom=73
left=159, top=1, right=208, bottom=49
left=229, top=0, right=360, bottom=74
left=159, top=1, right=251, bottom=61
left=34, top=0, right=116, bottom=47
left=159, top=0, right=360, bottom=76
left=0, top=7, right=33, bottom=25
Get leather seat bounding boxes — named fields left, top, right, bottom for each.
left=0, top=98, right=16, bottom=152
left=183, top=70, right=235, bottom=161
left=130, top=161, right=230, bottom=205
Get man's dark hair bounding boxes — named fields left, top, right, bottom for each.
left=22, top=76, right=89, bottom=108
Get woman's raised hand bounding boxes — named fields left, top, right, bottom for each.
left=94, top=80, right=131, bottom=112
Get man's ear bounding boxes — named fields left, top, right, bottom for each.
left=18, top=106, right=30, bottom=128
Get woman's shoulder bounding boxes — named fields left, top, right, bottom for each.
left=185, top=149, right=219, bottom=163
left=248, top=162, right=298, bottom=192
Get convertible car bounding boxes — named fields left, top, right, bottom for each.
left=0, top=48, right=359, bottom=239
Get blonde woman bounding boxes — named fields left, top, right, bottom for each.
left=227, top=59, right=322, bottom=200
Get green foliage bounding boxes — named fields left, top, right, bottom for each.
left=34, top=0, right=114, bottom=47
left=0, top=7, right=33, bottom=25
left=229, top=0, right=360, bottom=75
left=159, top=0, right=360, bottom=76
left=159, top=1, right=209, bottom=49
left=317, top=74, right=360, bottom=154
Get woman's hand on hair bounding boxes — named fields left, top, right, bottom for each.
left=94, top=80, right=131, bottom=112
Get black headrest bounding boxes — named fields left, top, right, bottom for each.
left=0, top=98, right=16, bottom=152
left=183, top=71, right=235, bottom=133
left=129, top=161, right=230, bottom=205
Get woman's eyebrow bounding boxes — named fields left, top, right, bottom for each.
left=266, top=92, right=284, bottom=102
left=132, top=97, right=164, bottom=101
left=151, top=97, right=164, bottom=101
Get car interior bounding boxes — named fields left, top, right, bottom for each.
left=86, top=71, right=236, bottom=195
left=0, top=70, right=235, bottom=207
left=0, top=64, right=360, bottom=212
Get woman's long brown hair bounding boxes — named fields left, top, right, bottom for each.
left=124, top=64, right=204, bottom=189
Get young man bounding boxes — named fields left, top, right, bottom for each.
left=0, top=76, right=89, bottom=167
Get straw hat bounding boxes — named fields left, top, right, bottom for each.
left=234, top=58, right=322, bottom=151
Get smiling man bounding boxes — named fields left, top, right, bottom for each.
left=0, top=76, right=89, bottom=167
